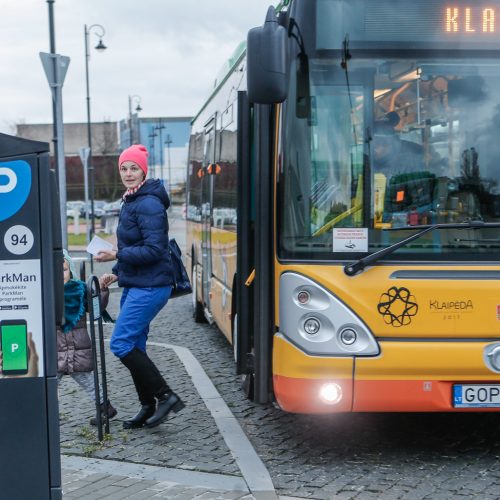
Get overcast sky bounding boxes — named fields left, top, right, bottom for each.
left=0, top=0, right=274, bottom=134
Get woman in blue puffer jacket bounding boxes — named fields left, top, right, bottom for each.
left=96, top=144, right=184, bottom=429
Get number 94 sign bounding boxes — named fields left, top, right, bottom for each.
left=3, top=225, right=34, bottom=255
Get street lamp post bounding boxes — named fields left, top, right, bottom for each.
left=165, top=134, right=172, bottom=198
left=84, top=23, right=107, bottom=255
left=128, top=95, right=142, bottom=146
left=148, top=130, right=157, bottom=178
left=154, top=119, right=165, bottom=182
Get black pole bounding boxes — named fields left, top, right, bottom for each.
left=87, top=277, right=103, bottom=441
left=96, top=287, right=110, bottom=436
left=87, top=275, right=111, bottom=438
left=128, top=96, right=133, bottom=146
left=148, top=130, right=157, bottom=177
left=155, top=120, right=165, bottom=181
left=165, top=134, right=172, bottom=197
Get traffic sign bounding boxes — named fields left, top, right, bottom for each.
left=39, top=52, right=70, bottom=87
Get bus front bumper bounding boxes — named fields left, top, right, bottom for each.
left=273, top=334, right=500, bottom=413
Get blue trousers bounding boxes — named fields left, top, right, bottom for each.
left=110, top=286, right=172, bottom=359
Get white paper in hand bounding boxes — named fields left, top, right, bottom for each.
left=86, top=235, right=114, bottom=256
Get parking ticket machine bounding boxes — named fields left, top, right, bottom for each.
left=0, top=133, right=63, bottom=499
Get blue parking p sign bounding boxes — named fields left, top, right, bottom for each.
left=0, top=160, right=32, bottom=222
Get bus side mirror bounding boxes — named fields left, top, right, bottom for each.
left=247, top=6, right=288, bottom=104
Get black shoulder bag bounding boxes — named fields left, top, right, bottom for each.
left=169, top=238, right=192, bottom=298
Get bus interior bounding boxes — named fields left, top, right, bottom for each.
left=280, top=55, right=500, bottom=260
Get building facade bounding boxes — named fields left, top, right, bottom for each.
left=16, top=122, right=120, bottom=201
left=119, top=116, right=191, bottom=197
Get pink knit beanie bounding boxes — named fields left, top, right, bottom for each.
left=119, top=144, right=148, bottom=175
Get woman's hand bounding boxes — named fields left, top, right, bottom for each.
left=26, top=332, right=39, bottom=377
left=95, top=249, right=117, bottom=262
left=99, top=273, right=118, bottom=289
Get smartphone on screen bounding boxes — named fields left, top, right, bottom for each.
left=0, top=320, right=28, bottom=375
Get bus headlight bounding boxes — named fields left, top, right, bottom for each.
left=339, top=328, right=357, bottom=345
left=304, top=318, right=320, bottom=335
left=319, top=383, right=342, bottom=404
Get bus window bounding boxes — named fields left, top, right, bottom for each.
left=187, top=132, right=204, bottom=222
left=279, top=56, right=500, bottom=261
left=212, top=126, right=238, bottom=232
left=280, top=58, right=365, bottom=253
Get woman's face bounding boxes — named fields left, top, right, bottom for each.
left=119, top=161, right=145, bottom=189
left=63, top=260, right=71, bottom=284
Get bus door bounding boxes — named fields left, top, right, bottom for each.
left=236, top=91, right=275, bottom=403
left=236, top=92, right=254, bottom=383
left=201, top=117, right=216, bottom=318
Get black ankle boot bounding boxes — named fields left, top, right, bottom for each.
left=120, top=348, right=169, bottom=403
left=144, top=392, right=185, bottom=428
left=89, top=400, right=117, bottom=426
left=123, top=404, right=156, bottom=429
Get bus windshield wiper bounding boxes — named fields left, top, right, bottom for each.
left=344, top=221, right=500, bottom=276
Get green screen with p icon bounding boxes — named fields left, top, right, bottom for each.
left=1, top=321, right=28, bottom=375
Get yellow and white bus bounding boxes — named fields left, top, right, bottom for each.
left=186, top=0, right=500, bottom=413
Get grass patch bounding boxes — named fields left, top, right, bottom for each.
left=77, top=426, right=113, bottom=456
left=68, top=232, right=107, bottom=246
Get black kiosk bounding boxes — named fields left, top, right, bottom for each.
left=0, top=133, right=63, bottom=499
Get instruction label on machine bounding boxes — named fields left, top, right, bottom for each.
left=0, top=259, right=44, bottom=377
left=333, top=228, right=368, bottom=253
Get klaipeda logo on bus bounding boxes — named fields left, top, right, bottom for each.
left=0, top=160, right=31, bottom=222
left=429, top=299, right=474, bottom=311
left=378, top=286, right=418, bottom=327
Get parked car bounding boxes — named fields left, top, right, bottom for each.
left=66, top=201, right=84, bottom=218
left=80, top=200, right=106, bottom=218
left=101, top=199, right=122, bottom=234
left=102, top=199, right=122, bottom=217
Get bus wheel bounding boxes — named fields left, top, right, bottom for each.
left=192, top=265, right=205, bottom=323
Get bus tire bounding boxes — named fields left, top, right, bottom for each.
left=192, top=265, right=206, bottom=323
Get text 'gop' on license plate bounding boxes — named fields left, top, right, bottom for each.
left=453, top=384, right=500, bottom=408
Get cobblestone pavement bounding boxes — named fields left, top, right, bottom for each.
left=61, top=456, right=263, bottom=499
left=61, top=212, right=500, bottom=499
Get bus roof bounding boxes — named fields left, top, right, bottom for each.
left=191, top=40, right=247, bottom=125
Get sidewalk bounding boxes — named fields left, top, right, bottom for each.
left=60, top=212, right=300, bottom=499
left=62, top=456, right=253, bottom=499
left=59, top=333, right=293, bottom=499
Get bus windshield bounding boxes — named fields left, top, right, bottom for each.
left=279, top=54, right=500, bottom=261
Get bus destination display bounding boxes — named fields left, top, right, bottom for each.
left=446, top=7, right=495, bottom=33
left=317, top=0, right=500, bottom=49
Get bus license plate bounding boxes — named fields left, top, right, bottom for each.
left=453, top=384, right=500, bottom=408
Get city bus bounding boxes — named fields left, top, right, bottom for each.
left=186, top=0, right=500, bottom=413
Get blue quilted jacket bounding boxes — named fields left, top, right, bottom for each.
left=112, top=179, right=174, bottom=288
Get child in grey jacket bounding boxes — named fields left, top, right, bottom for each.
left=58, top=250, right=116, bottom=425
